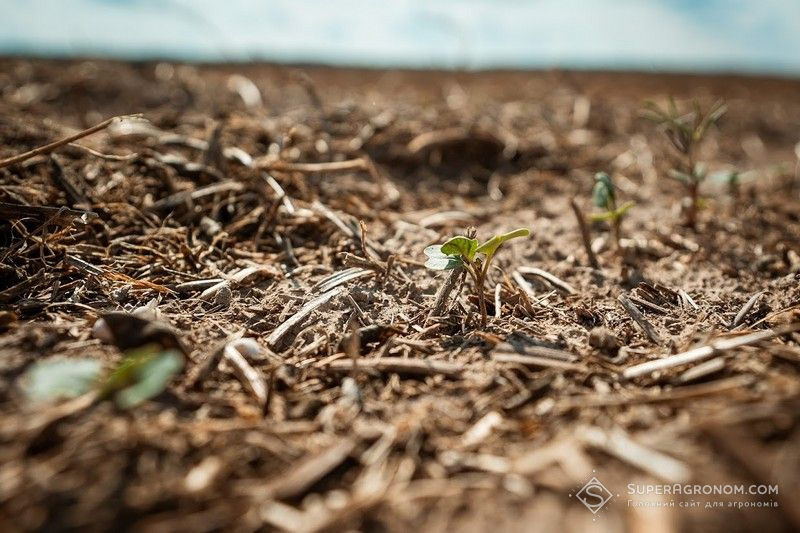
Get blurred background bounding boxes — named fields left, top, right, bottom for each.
left=1, top=0, right=800, bottom=75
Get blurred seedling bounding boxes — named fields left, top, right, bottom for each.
left=642, top=98, right=726, bottom=229
left=424, top=228, right=530, bottom=327
left=591, top=172, right=634, bottom=250
left=22, top=343, right=183, bottom=408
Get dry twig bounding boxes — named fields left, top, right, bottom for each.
left=516, top=266, right=577, bottom=295
left=623, top=324, right=800, bottom=379
left=569, top=198, right=600, bottom=269
left=0, top=114, right=141, bottom=169
left=618, top=294, right=662, bottom=344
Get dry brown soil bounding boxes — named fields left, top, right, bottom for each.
left=1, top=59, right=799, bottom=532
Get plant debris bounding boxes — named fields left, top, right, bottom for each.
left=0, top=59, right=799, bottom=531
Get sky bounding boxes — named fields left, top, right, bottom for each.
left=0, top=0, right=799, bottom=75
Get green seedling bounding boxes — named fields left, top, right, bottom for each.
left=22, top=344, right=183, bottom=408
left=99, top=344, right=184, bottom=409
left=642, top=98, right=726, bottom=229
left=590, top=172, right=634, bottom=250
left=424, top=228, right=530, bottom=327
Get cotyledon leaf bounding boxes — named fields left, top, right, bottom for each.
left=614, top=200, right=635, bottom=218
left=423, top=245, right=462, bottom=270
left=100, top=343, right=184, bottom=409
left=440, top=236, right=478, bottom=261
left=475, top=228, right=530, bottom=257
left=22, top=358, right=102, bottom=402
left=113, top=349, right=184, bottom=409
left=592, top=172, right=615, bottom=210
left=590, top=200, right=635, bottom=222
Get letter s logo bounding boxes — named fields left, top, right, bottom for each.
left=576, top=478, right=612, bottom=514
left=580, top=484, right=605, bottom=506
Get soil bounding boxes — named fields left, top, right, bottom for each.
left=1, top=58, right=799, bottom=532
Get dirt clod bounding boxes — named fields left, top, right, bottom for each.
left=588, top=326, right=621, bottom=354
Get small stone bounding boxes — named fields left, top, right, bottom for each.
left=214, top=284, right=232, bottom=308
left=588, top=327, right=620, bottom=354
left=91, top=318, right=113, bottom=343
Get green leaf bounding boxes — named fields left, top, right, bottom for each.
left=22, top=358, right=102, bottom=402
left=592, top=172, right=615, bottom=210
left=424, top=256, right=462, bottom=270
left=113, top=350, right=184, bottom=409
left=476, top=228, right=530, bottom=257
left=590, top=211, right=617, bottom=223
left=440, top=236, right=478, bottom=261
left=592, top=200, right=635, bottom=222
left=100, top=344, right=184, bottom=409
left=423, top=245, right=462, bottom=270
left=613, top=200, right=635, bottom=218
left=101, top=347, right=154, bottom=396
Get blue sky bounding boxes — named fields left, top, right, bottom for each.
left=1, top=0, right=799, bottom=74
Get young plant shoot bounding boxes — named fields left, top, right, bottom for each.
left=642, top=98, right=726, bottom=229
left=591, top=172, right=634, bottom=250
left=424, top=228, right=530, bottom=327
left=22, top=344, right=183, bottom=408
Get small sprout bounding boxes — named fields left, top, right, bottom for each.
left=642, top=98, right=726, bottom=229
left=100, top=344, right=184, bottom=409
left=425, top=228, right=530, bottom=327
left=423, top=245, right=463, bottom=271
left=590, top=172, right=634, bottom=250
left=20, top=344, right=183, bottom=409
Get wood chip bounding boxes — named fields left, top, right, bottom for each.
left=253, top=438, right=356, bottom=500
left=618, top=294, right=662, bottom=344
left=494, top=340, right=579, bottom=362
left=149, top=180, right=244, bottom=211
left=313, top=268, right=373, bottom=293
left=325, top=357, right=462, bottom=378
left=516, top=266, right=577, bottom=295
left=459, top=411, right=503, bottom=450
left=626, top=294, right=669, bottom=314
left=223, top=339, right=269, bottom=410
left=673, top=357, right=726, bottom=384
left=266, top=287, right=345, bottom=349
left=580, top=426, right=691, bottom=483
left=622, top=325, right=799, bottom=379
left=678, top=289, right=699, bottom=310
left=418, top=210, right=474, bottom=228
left=560, top=375, right=756, bottom=410
left=174, top=278, right=224, bottom=294
left=184, top=456, right=223, bottom=493
left=492, top=353, right=587, bottom=372
left=731, top=290, right=765, bottom=329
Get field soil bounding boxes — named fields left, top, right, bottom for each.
left=1, top=59, right=799, bottom=532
